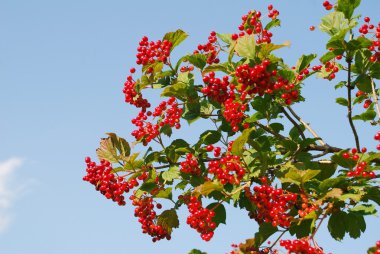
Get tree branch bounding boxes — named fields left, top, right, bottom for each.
left=281, top=107, right=306, bottom=141
left=346, top=54, right=361, bottom=151
left=287, top=106, right=326, bottom=146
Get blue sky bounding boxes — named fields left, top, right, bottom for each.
left=1, top=0, right=380, bottom=253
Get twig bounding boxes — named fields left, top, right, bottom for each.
left=281, top=107, right=306, bottom=141
left=371, top=78, right=380, bottom=120
left=346, top=58, right=361, bottom=151
left=287, top=106, right=326, bottom=146
left=269, top=230, right=288, bottom=251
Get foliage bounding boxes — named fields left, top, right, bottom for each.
left=83, top=1, right=380, bottom=253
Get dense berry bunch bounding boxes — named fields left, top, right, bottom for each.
left=180, top=153, right=202, bottom=175
left=245, top=184, right=297, bottom=228
left=201, top=72, right=232, bottom=104
left=223, top=98, right=247, bottom=132
left=359, top=17, right=380, bottom=62
left=123, top=75, right=151, bottom=110
left=280, top=238, right=325, bottom=254
left=83, top=157, right=129, bottom=205
left=131, top=97, right=182, bottom=145
left=184, top=196, right=216, bottom=241
left=208, top=154, right=246, bottom=185
left=297, top=193, right=319, bottom=218
left=343, top=148, right=376, bottom=178
left=193, top=31, right=220, bottom=64
left=136, top=36, right=172, bottom=69
left=232, top=9, right=276, bottom=44
left=131, top=195, right=170, bottom=242
left=322, top=60, right=340, bottom=80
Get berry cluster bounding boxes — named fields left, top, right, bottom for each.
left=358, top=16, right=380, bottom=62
left=131, top=97, right=182, bottom=145
left=280, top=238, right=325, bottom=254
left=184, top=196, right=216, bottom=241
left=201, top=72, right=232, bottom=104
left=123, top=75, right=151, bottom=110
left=245, top=184, right=297, bottom=228
left=232, top=8, right=276, bottom=44
left=180, top=153, right=202, bottom=175
left=193, top=31, right=220, bottom=64
left=235, top=60, right=276, bottom=96
left=223, top=98, right=247, bottom=132
left=131, top=195, right=170, bottom=242
left=322, top=60, right=340, bottom=80
left=297, top=193, right=319, bottom=218
left=208, top=154, right=246, bottom=185
left=342, top=148, right=376, bottom=177
left=83, top=157, right=130, bottom=206
left=322, top=1, right=333, bottom=11
left=136, top=36, right=172, bottom=68
left=180, top=65, right=194, bottom=72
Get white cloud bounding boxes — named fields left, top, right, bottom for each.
left=0, top=157, right=23, bottom=233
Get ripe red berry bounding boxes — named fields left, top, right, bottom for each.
left=364, top=16, right=371, bottom=23
left=309, top=26, right=315, bottom=31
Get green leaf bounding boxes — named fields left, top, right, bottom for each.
left=206, top=202, right=226, bottom=226
left=352, top=108, right=376, bottom=122
left=336, top=0, right=361, bottom=19
left=235, top=34, right=256, bottom=59
left=162, top=166, right=181, bottom=182
left=186, top=54, right=207, bottom=70
left=163, top=29, right=188, bottom=50
left=199, top=130, right=221, bottom=145
left=328, top=211, right=347, bottom=240
left=295, top=54, right=317, bottom=73
left=265, top=19, right=281, bottom=31
left=347, top=37, right=372, bottom=50
left=336, top=97, right=349, bottom=106
left=354, top=74, right=372, bottom=93
left=96, top=133, right=131, bottom=163
left=350, top=204, right=377, bottom=215
left=370, top=62, right=380, bottom=79
left=319, top=176, right=346, bottom=192
left=182, top=101, right=201, bottom=124
left=331, top=151, right=356, bottom=169
left=344, top=212, right=366, bottom=239
left=160, top=124, right=173, bottom=137
left=157, top=209, right=179, bottom=234
left=201, top=63, right=229, bottom=75
left=257, top=41, right=290, bottom=59
left=216, top=33, right=233, bottom=45
left=161, top=82, right=189, bottom=100
left=194, top=181, right=223, bottom=196
left=139, top=182, right=157, bottom=193
left=231, top=127, right=253, bottom=156
left=289, top=219, right=316, bottom=238
left=320, top=50, right=344, bottom=63
left=253, top=223, right=278, bottom=248
left=319, top=11, right=351, bottom=36
left=154, top=187, right=173, bottom=199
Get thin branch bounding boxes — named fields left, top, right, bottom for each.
left=254, top=121, right=288, bottom=141
left=281, top=107, right=306, bottom=141
left=269, top=230, right=288, bottom=251
left=287, top=106, right=326, bottom=146
left=346, top=48, right=361, bottom=151
left=371, top=78, right=380, bottom=120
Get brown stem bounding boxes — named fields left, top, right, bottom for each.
left=346, top=57, right=361, bottom=151
left=287, top=106, right=326, bottom=146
